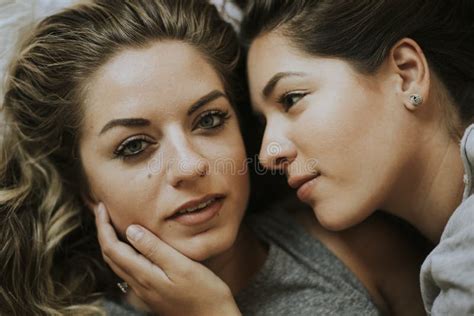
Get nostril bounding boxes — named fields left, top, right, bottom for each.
left=275, top=157, right=288, bottom=167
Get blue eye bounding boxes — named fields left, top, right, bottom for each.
left=200, top=115, right=219, bottom=129
left=278, top=92, right=308, bottom=112
left=194, top=110, right=230, bottom=131
left=114, top=135, right=156, bottom=160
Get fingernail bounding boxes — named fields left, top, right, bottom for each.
left=127, top=225, right=144, bottom=241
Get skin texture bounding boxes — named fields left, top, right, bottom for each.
left=247, top=32, right=464, bottom=241
left=80, top=41, right=250, bottom=262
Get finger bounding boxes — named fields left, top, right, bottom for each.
left=94, top=206, right=145, bottom=288
left=103, top=254, right=140, bottom=291
left=94, top=203, right=169, bottom=286
left=95, top=203, right=126, bottom=256
left=103, top=254, right=164, bottom=306
left=126, top=224, right=196, bottom=274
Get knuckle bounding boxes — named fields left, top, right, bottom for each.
left=178, top=266, right=193, bottom=280
left=135, top=275, right=152, bottom=290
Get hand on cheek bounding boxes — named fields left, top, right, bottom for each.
left=94, top=203, right=241, bottom=316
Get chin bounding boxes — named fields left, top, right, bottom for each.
left=175, top=226, right=239, bottom=262
left=312, top=201, right=370, bottom=232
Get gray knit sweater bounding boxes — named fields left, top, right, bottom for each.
left=420, top=124, right=474, bottom=315
left=102, top=207, right=380, bottom=315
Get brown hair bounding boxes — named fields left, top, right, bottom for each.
left=241, top=0, right=474, bottom=128
left=0, top=0, right=242, bottom=314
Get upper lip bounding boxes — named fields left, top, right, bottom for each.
left=288, top=173, right=319, bottom=189
left=167, top=193, right=225, bottom=218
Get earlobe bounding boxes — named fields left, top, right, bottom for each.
left=389, top=38, right=430, bottom=111
left=408, top=94, right=424, bottom=108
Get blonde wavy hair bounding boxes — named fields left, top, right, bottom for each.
left=0, top=0, right=242, bottom=314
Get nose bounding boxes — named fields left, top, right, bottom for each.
left=165, top=131, right=209, bottom=188
left=258, top=121, right=296, bottom=171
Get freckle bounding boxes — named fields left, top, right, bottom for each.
left=147, top=174, right=152, bottom=179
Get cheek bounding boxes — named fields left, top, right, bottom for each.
left=211, top=121, right=248, bottom=171
left=294, top=91, right=405, bottom=215
left=82, top=158, right=156, bottom=232
left=297, top=93, right=406, bottom=221
left=296, top=88, right=389, bottom=165
left=210, top=132, right=250, bottom=203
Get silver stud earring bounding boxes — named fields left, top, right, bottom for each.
left=409, top=94, right=423, bottom=107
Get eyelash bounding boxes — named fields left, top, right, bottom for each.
left=277, top=91, right=309, bottom=112
left=114, top=135, right=156, bottom=161
left=192, top=109, right=231, bottom=131
left=113, top=110, right=231, bottom=161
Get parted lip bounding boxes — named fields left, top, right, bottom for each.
left=167, top=193, right=225, bottom=219
left=288, top=173, right=319, bottom=190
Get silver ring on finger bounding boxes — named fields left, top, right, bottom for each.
left=117, top=281, right=129, bottom=294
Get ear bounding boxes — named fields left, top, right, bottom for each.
left=389, top=38, right=430, bottom=111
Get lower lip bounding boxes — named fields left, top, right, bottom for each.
left=296, top=177, right=318, bottom=202
left=170, top=198, right=223, bottom=226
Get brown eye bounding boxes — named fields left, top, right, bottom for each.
left=278, top=92, right=308, bottom=112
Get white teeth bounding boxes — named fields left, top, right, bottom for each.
left=178, top=198, right=216, bottom=215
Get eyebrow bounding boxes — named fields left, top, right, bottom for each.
left=187, top=90, right=226, bottom=115
left=262, top=72, right=306, bottom=98
left=99, top=118, right=150, bottom=135
left=99, top=90, right=226, bottom=136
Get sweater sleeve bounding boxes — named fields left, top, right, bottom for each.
left=420, top=195, right=474, bottom=315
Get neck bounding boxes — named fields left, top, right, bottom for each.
left=384, top=129, right=465, bottom=244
